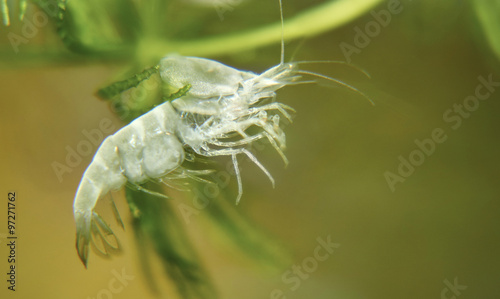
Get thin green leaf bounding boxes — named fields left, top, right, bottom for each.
left=19, top=0, right=27, bottom=20
left=1, top=0, right=10, bottom=26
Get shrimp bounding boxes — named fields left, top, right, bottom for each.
left=74, top=58, right=295, bottom=266
left=73, top=0, right=370, bottom=267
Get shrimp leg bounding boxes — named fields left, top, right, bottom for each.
left=209, top=130, right=289, bottom=166
left=199, top=147, right=275, bottom=203
left=247, top=102, right=296, bottom=122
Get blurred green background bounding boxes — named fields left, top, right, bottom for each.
left=1, top=0, right=500, bottom=298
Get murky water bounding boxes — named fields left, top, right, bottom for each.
left=1, top=1, right=499, bottom=298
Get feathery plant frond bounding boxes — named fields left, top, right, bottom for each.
left=126, top=183, right=217, bottom=299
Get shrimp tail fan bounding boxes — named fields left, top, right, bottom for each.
left=75, top=210, right=121, bottom=268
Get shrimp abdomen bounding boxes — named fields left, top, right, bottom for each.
left=74, top=101, right=186, bottom=267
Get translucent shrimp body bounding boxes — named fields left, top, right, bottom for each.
left=73, top=56, right=300, bottom=267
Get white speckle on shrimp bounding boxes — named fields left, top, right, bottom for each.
left=73, top=0, right=371, bottom=267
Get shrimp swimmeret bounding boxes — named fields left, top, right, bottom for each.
left=73, top=0, right=371, bottom=267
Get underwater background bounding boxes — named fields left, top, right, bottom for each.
left=1, top=0, right=500, bottom=298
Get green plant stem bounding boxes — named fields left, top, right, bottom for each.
left=139, top=0, right=384, bottom=59
left=1, top=0, right=384, bottom=66
left=473, top=0, right=500, bottom=62
left=1, top=0, right=10, bottom=26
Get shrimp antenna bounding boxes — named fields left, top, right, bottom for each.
left=297, top=70, right=375, bottom=105
left=296, top=60, right=371, bottom=79
left=289, top=37, right=307, bottom=63
left=279, top=0, right=285, bottom=65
